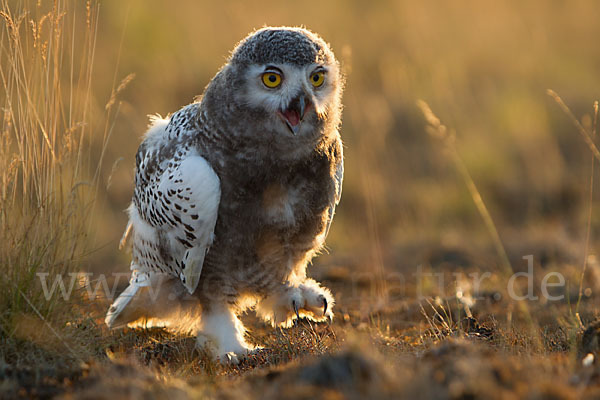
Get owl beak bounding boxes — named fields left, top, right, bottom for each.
left=279, top=93, right=309, bottom=135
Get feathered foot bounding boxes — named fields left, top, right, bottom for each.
left=256, top=278, right=334, bottom=328
left=196, top=304, right=255, bottom=364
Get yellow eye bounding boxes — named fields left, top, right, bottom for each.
left=262, top=72, right=282, bottom=88
left=310, top=71, right=325, bottom=87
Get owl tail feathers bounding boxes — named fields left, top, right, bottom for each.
left=104, top=282, right=140, bottom=329
left=181, top=246, right=208, bottom=294
left=104, top=270, right=151, bottom=329
left=105, top=271, right=203, bottom=332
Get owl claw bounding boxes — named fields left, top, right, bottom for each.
left=292, top=299, right=301, bottom=322
left=222, top=352, right=239, bottom=365
left=258, top=281, right=334, bottom=327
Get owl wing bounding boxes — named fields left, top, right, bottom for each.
left=324, top=149, right=344, bottom=239
left=151, top=154, right=221, bottom=293
left=106, top=113, right=221, bottom=328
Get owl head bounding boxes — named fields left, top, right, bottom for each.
left=205, top=27, right=343, bottom=141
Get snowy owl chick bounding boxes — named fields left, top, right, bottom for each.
left=105, top=27, right=344, bottom=363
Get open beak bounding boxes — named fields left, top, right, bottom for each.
left=278, top=93, right=309, bottom=135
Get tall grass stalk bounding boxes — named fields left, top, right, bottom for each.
left=578, top=100, right=599, bottom=316
left=548, top=91, right=600, bottom=315
left=417, top=100, right=541, bottom=349
left=0, top=0, right=107, bottom=353
left=417, top=101, right=514, bottom=280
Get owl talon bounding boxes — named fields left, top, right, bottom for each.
left=292, top=299, right=301, bottom=321
left=222, top=352, right=239, bottom=365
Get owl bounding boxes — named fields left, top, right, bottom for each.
left=105, top=27, right=344, bottom=363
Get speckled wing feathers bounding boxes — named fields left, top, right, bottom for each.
left=130, top=108, right=221, bottom=294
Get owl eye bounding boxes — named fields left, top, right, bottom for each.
left=310, top=71, right=325, bottom=87
left=262, top=72, right=282, bottom=88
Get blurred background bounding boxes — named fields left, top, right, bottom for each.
left=4, top=2, right=600, bottom=395
left=75, top=0, right=600, bottom=301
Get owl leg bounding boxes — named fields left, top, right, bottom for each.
left=255, top=279, right=334, bottom=328
left=197, top=303, right=253, bottom=364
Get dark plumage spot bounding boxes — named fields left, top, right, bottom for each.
left=191, top=214, right=198, bottom=220
left=177, top=237, right=193, bottom=247
left=186, top=231, right=196, bottom=241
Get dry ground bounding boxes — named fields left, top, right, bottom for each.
left=3, top=243, right=600, bottom=399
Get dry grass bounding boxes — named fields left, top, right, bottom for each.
left=0, top=0, right=124, bottom=389
left=0, top=0, right=91, bottom=331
